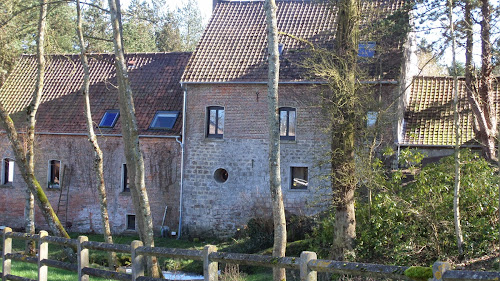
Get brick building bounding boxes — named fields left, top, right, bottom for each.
left=179, top=0, right=415, bottom=237
left=0, top=53, right=190, bottom=234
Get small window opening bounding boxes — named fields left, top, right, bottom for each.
left=122, top=164, right=130, bottom=192
left=150, top=111, right=179, bottom=130
left=291, top=167, right=308, bottom=189
left=99, top=110, right=119, bottom=128
left=214, top=168, right=228, bottom=183
left=48, top=160, right=61, bottom=188
left=278, top=43, right=285, bottom=57
left=126, top=215, right=136, bottom=230
left=3, top=158, right=14, bottom=185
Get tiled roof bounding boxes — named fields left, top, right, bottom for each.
left=401, top=76, right=500, bottom=146
left=182, top=0, right=408, bottom=83
left=0, top=52, right=191, bottom=136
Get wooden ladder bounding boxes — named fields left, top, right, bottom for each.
left=56, top=164, right=72, bottom=228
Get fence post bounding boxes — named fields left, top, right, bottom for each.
left=2, top=227, right=12, bottom=281
left=432, top=261, right=451, bottom=281
left=77, top=236, right=89, bottom=281
left=203, top=245, right=218, bottom=281
left=131, top=240, right=144, bottom=280
left=300, top=251, right=317, bottom=281
left=38, top=231, right=48, bottom=281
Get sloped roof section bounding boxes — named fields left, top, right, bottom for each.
left=0, top=52, right=190, bottom=136
left=401, top=76, right=500, bottom=146
left=182, top=0, right=409, bottom=83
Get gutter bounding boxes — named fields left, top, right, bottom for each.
left=176, top=82, right=188, bottom=239
left=1, top=131, right=181, bottom=139
left=397, top=143, right=482, bottom=148
left=180, top=80, right=399, bottom=85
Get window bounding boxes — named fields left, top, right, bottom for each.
left=358, top=42, right=376, bottom=58
left=126, top=215, right=136, bottom=230
left=48, top=160, right=61, bottom=188
left=2, top=158, right=14, bottom=185
left=279, top=107, right=296, bottom=141
left=150, top=111, right=179, bottom=129
left=99, top=110, right=119, bottom=128
left=367, top=111, right=378, bottom=127
left=206, top=106, right=224, bottom=138
left=291, top=167, right=308, bottom=190
left=122, top=164, right=130, bottom=192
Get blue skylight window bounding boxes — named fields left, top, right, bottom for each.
left=150, top=111, right=179, bottom=130
left=99, top=110, right=119, bottom=128
left=358, top=42, right=376, bottom=58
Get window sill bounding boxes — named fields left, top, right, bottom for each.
left=280, top=140, right=297, bottom=144
left=120, top=191, right=131, bottom=195
left=204, top=137, right=224, bottom=142
left=0, top=183, right=14, bottom=188
left=47, top=186, right=61, bottom=190
left=289, top=188, right=309, bottom=192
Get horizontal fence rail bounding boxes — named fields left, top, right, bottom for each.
left=1, top=228, right=500, bottom=281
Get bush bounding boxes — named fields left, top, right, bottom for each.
left=355, top=150, right=498, bottom=265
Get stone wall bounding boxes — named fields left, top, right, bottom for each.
left=0, top=134, right=181, bottom=235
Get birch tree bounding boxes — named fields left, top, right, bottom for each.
left=106, top=0, right=160, bottom=276
left=264, top=0, right=287, bottom=279
left=76, top=0, right=117, bottom=269
left=0, top=0, right=69, bottom=239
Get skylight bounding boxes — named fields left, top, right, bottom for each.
left=99, top=110, right=119, bottom=128
left=358, top=42, right=376, bottom=58
left=150, top=111, right=179, bottom=130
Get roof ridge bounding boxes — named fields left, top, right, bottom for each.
left=20, top=52, right=192, bottom=57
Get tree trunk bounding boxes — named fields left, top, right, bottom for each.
left=264, top=0, right=287, bottom=280
left=76, top=0, right=118, bottom=270
left=465, top=0, right=497, bottom=161
left=0, top=0, right=69, bottom=239
left=106, top=0, right=160, bottom=277
left=331, top=0, right=359, bottom=261
left=449, top=0, right=464, bottom=258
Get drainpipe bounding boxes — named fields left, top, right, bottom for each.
left=176, top=83, right=188, bottom=239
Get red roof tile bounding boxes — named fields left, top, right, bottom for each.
left=182, top=0, right=409, bottom=83
left=0, top=52, right=191, bottom=136
left=402, top=76, right=500, bottom=146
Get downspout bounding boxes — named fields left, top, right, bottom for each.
left=176, top=83, right=187, bottom=239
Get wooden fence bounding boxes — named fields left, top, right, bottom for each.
left=1, top=228, right=500, bottom=281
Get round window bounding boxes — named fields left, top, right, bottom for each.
left=214, top=168, right=228, bottom=183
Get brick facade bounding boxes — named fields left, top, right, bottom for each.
left=0, top=134, right=181, bottom=235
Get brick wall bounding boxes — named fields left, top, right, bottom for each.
left=0, top=134, right=181, bottom=235
left=182, top=84, right=332, bottom=237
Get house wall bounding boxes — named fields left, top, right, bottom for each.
left=0, top=134, right=180, bottom=235
left=182, top=83, right=331, bottom=237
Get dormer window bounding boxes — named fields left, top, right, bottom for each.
left=150, top=111, right=179, bottom=130
left=99, top=110, right=119, bottom=128
left=358, top=42, right=376, bottom=58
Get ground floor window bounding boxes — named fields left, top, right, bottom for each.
left=48, top=160, right=61, bottom=188
left=127, top=214, right=136, bottom=230
left=2, top=158, right=14, bottom=185
left=291, top=166, right=308, bottom=189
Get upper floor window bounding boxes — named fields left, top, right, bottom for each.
left=2, top=158, right=14, bottom=185
left=150, top=111, right=179, bottom=130
left=207, top=106, right=224, bottom=138
left=122, top=163, right=130, bottom=192
left=358, top=42, right=376, bottom=58
left=367, top=111, right=378, bottom=127
left=279, top=107, right=296, bottom=141
left=48, top=160, right=61, bottom=188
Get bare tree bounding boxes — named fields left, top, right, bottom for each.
left=75, top=0, right=117, bottom=269
left=106, top=0, right=160, bottom=276
left=264, top=0, right=287, bottom=280
left=0, top=0, right=69, bottom=239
